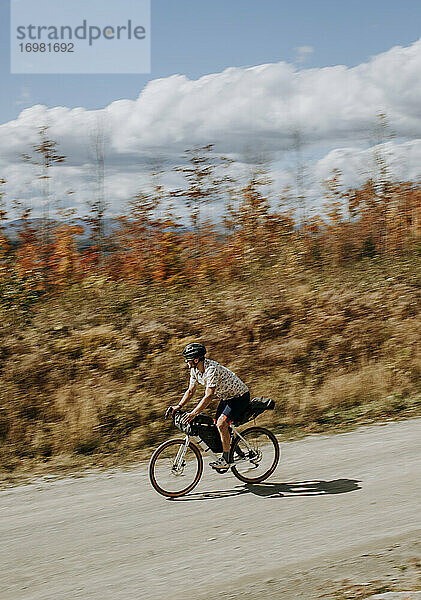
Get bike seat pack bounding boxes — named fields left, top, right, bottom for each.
left=233, top=397, right=275, bottom=425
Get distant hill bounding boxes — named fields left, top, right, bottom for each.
left=3, top=218, right=119, bottom=244
left=2, top=217, right=197, bottom=251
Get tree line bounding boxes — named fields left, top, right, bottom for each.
left=0, top=127, right=420, bottom=297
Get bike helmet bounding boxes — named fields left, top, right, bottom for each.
left=182, top=342, right=206, bottom=360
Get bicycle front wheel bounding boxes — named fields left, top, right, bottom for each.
left=230, top=427, right=280, bottom=484
left=149, top=438, right=203, bottom=498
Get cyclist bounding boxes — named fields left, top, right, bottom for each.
left=166, top=342, right=250, bottom=471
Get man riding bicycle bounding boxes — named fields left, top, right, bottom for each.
left=167, top=343, right=250, bottom=472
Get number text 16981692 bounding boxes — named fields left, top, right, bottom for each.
left=19, top=42, right=75, bottom=53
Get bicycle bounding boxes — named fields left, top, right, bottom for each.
left=149, top=398, right=280, bottom=498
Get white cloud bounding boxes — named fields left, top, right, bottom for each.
left=2, top=38, right=421, bottom=216
left=15, top=86, right=33, bottom=107
left=294, top=45, right=314, bottom=64
left=314, top=139, right=421, bottom=187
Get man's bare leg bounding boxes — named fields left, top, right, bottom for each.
left=216, top=416, right=231, bottom=455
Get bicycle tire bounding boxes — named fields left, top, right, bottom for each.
left=149, top=438, right=203, bottom=498
left=229, top=426, right=280, bottom=484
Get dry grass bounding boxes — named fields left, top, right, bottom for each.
left=0, top=256, right=420, bottom=474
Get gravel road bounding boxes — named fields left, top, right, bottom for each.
left=1, top=418, right=420, bottom=600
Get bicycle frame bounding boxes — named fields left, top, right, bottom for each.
left=173, top=424, right=255, bottom=468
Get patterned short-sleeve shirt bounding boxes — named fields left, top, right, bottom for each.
left=189, top=358, right=248, bottom=400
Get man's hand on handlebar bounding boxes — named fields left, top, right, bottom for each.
left=165, top=405, right=180, bottom=419
left=164, top=405, right=198, bottom=422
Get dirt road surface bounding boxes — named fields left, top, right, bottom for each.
left=1, top=418, right=420, bottom=600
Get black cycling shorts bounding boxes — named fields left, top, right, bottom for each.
left=215, top=391, right=250, bottom=425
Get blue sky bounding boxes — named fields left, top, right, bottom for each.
left=2, top=0, right=421, bottom=217
left=1, top=0, right=421, bottom=124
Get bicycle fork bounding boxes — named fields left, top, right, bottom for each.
left=172, top=436, right=191, bottom=472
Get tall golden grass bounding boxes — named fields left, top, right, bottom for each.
left=0, top=256, right=419, bottom=473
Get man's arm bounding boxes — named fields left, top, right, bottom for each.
left=176, top=383, right=197, bottom=410
left=166, top=383, right=197, bottom=418
left=189, top=386, right=216, bottom=417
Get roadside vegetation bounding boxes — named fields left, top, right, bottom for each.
left=326, top=549, right=421, bottom=599
left=0, top=130, right=420, bottom=475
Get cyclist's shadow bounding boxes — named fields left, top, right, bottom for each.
left=169, top=479, right=361, bottom=501
left=246, top=479, right=361, bottom=497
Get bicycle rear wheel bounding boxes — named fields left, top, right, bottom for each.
left=230, top=427, right=280, bottom=484
left=149, top=438, right=203, bottom=498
